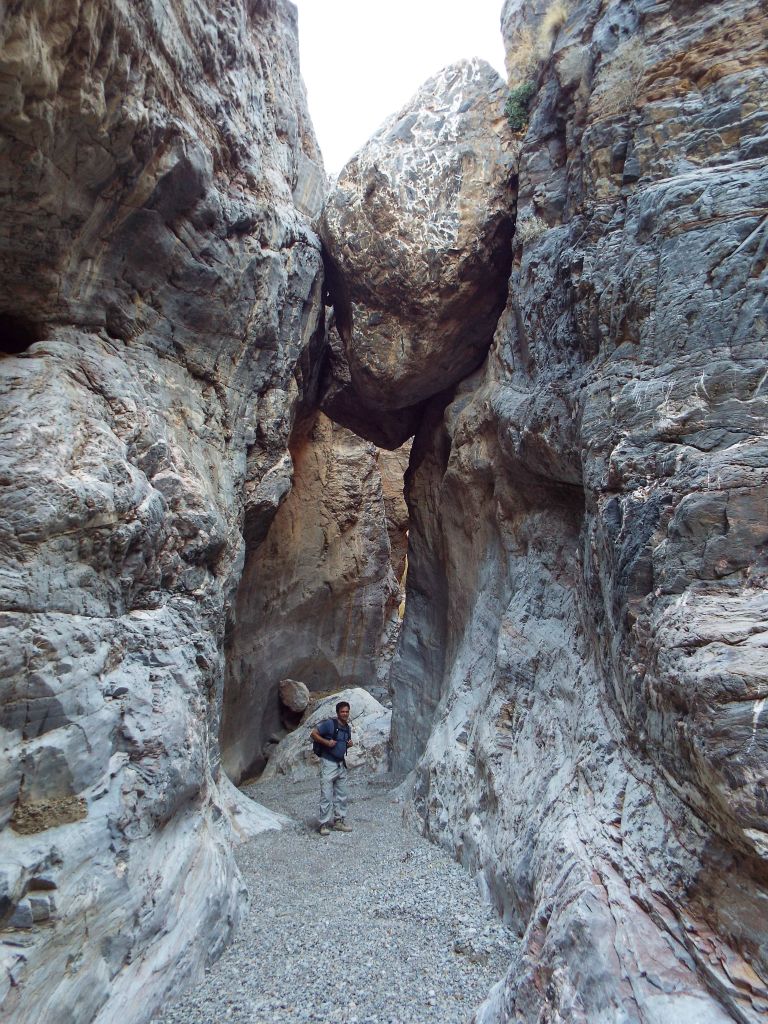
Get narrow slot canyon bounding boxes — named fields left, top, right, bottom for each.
left=1, top=1, right=767, bottom=1023
left=220, top=413, right=410, bottom=784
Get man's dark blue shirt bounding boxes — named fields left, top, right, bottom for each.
left=317, top=717, right=351, bottom=762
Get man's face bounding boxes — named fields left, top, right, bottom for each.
left=337, top=707, right=350, bottom=724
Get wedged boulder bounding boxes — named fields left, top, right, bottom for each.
left=278, top=679, right=311, bottom=714
left=320, top=57, right=516, bottom=440
left=261, top=688, right=391, bottom=781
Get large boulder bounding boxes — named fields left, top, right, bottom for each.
left=260, top=688, right=391, bottom=781
left=320, top=58, right=516, bottom=443
left=278, top=679, right=311, bottom=714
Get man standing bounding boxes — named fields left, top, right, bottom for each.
left=310, top=701, right=353, bottom=836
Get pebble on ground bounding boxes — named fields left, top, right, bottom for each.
left=153, top=772, right=515, bottom=1024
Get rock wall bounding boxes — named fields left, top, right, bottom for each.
left=324, top=1, right=768, bottom=1021
left=220, top=412, right=402, bottom=782
left=0, top=2, right=326, bottom=1021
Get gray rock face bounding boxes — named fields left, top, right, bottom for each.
left=220, top=413, right=401, bottom=783
left=330, top=1, right=768, bottom=1021
left=320, top=58, right=517, bottom=445
left=0, top=2, right=325, bottom=1021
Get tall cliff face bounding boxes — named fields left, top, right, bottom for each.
left=0, top=2, right=325, bottom=1021
left=324, top=1, right=768, bottom=1021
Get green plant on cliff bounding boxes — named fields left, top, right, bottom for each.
left=505, top=82, right=536, bottom=133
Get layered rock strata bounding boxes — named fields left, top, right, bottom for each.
left=324, top=2, right=768, bottom=1021
left=220, top=412, right=402, bottom=782
left=0, top=1, right=325, bottom=1021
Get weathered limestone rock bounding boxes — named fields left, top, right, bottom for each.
left=329, top=1, right=768, bottom=1021
left=217, top=774, right=290, bottom=844
left=0, top=1, right=325, bottom=1021
left=260, top=688, right=391, bottom=781
left=320, top=57, right=517, bottom=445
left=220, top=413, right=400, bottom=783
left=278, top=678, right=311, bottom=714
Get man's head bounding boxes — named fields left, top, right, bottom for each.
left=336, top=701, right=350, bottom=724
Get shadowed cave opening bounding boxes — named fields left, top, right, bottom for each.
left=0, top=312, right=44, bottom=355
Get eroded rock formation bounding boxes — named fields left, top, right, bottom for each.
left=0, top=1, right=326, bottom=1020
left=324, top=1, right=768, bottom=1021
left=2, top=0, right=767, bottom=1021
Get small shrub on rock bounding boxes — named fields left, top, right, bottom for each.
left=516, top=212, right=548, bottom=245
left=505, top=82, right=537, bottom=133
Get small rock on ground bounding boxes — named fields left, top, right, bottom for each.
left=153, top=772, right=514, bottom=1024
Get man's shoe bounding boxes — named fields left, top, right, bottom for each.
left=318, top=825, right=331, bottom=836
left=333, top=820, right=352, bottom=832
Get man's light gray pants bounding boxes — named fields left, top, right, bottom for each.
left=319, top=758, right=348, bottom=825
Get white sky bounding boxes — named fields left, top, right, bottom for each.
left=292, top=0, right=507, bottom=173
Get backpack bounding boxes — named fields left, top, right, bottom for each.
left=311, top=718, right=340, bottom=758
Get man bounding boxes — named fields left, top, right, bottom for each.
left=310, top=701, right=353, bottom=836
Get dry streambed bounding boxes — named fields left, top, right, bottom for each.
left=153, top=773, right=514, bottom=1024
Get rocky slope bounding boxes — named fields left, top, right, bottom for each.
left=323, top=1, right=768, bottom=1021
left=0, top=1, right=326, bottom=1021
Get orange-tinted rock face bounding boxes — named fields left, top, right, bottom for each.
left=220, top=413, right=402, bottom=782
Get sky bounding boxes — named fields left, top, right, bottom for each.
left=292, top=0, right=507, bottom=173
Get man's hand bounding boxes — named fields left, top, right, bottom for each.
left=326, top=737, right=335, bottom=747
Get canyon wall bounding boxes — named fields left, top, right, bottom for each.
left=0, top=1, right=326, bottom=1021
left=324, top=1, right=768, bottom=1021
left=2, top=0, right=766, bottom=1021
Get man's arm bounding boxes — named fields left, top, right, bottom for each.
left=310, top=724, right=336, bottom=748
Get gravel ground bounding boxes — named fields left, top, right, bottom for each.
left=152, top=771, right=514, bottom=1024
